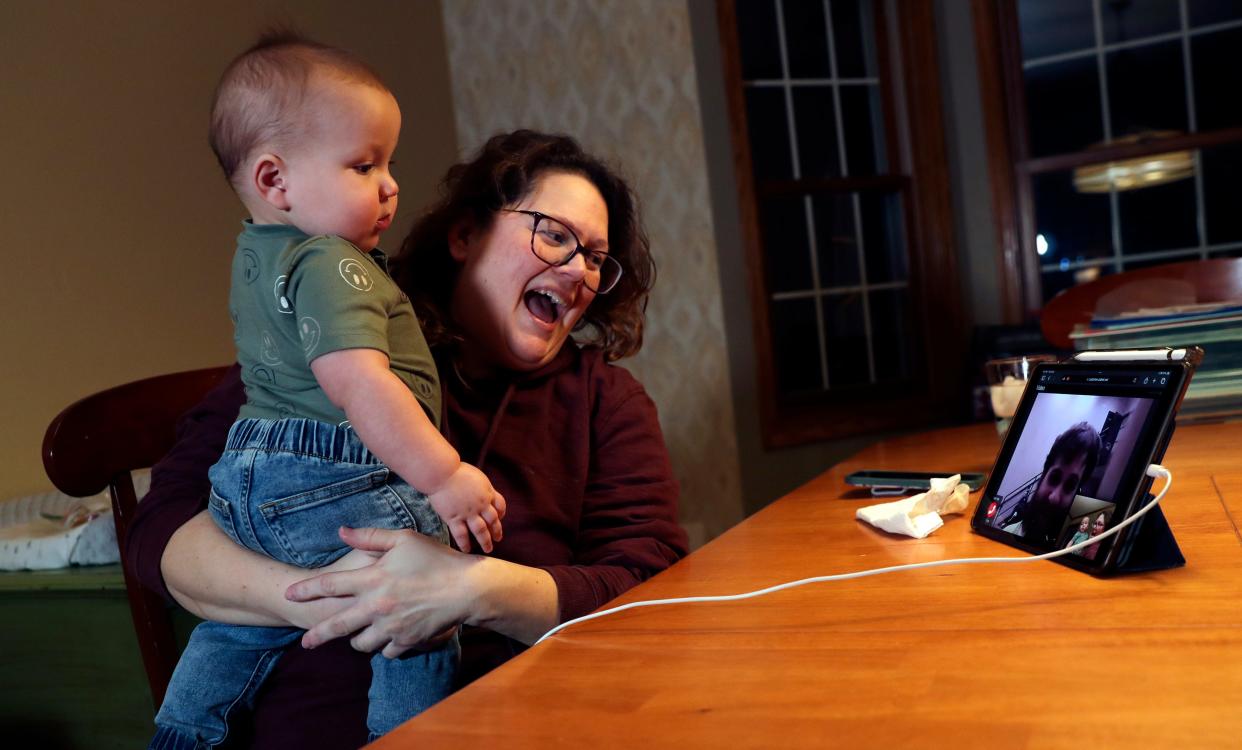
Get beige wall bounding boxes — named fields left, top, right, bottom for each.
left=441, top=0, right=746, bottom=547
left=0, top=1, right=457, bottom=500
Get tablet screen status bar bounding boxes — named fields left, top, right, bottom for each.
left=1036, top=368, right=1173, bottom=391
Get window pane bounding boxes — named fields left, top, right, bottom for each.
left=1118, top=177, right=1198, bottom=255
left=1192, top=25, right=1242, bottom=132
left=759, top=196, right=812, bottom=293
left=1210, top=245, right=1242, bottom=258
left=859, top=192, right=907, bottom=283
left=736, top=0, right=782, bottom=80
left=745, top=87, right=794, bottom=180
left=831, top=0, right=877, bottom=78
left=792, top=86, right=841, bottom=178
left=823, top=293, right=870, bottom=388
left=1025, top=56, right=1104, bottom=157
left=1017, top=2, right=1242, bottom=308
left=869, top=288, right=915, bottom=382
left=770, top=298, right=822, bottom=395
left=813, top=194, right=860, bottom=288
left=1101, top=1, right=1180, bottom=44
left=783, top=0, right=830, bottom=78
left=1202, top=142, right=1242, bottom=245
left=1188, top=0, right=1242, bottom=27
left=1106, top=41, right=1187, bottom=138
left=840, top=84, right=887, bottom=175
left=1018, top=0, right=1096, bottom=60
left=1033, top=171, right=1114, bottom=264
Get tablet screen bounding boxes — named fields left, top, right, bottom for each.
left=974, top=362, right=1187, bottom=567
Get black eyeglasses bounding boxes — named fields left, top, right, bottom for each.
left=503, top=209, right=623, bottom=294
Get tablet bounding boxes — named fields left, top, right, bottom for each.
left=970, top=350, right=1200, bottom=575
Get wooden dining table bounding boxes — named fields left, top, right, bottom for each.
left=372, top=421, right=1242, bottom=749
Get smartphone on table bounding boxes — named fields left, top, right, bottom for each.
left=845, top=470, right=987, bottom=496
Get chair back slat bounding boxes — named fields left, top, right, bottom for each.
left=43, top=367, right=228, bottom=497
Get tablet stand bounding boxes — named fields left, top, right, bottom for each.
left=1110, top=493, right=1185, bottom=575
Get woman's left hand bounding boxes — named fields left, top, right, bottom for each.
left=286, top=526, right=477, bottom=658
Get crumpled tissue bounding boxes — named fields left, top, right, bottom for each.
left=855, top=474, right=972, bottom=539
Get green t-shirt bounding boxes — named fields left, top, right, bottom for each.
left=229, top=222, right=440, bottom=427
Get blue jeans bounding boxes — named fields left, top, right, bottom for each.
left=151, top=418, right=457, bottom=748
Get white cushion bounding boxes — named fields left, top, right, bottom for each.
left=0, top=472, right=149, bottom=571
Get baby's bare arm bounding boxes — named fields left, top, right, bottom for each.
left=311, top=349, right=504, bottom=551
left=312, top=348, right=460, bottom=489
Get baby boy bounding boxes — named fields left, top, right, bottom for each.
left=150, top=31, right=504, bottom=748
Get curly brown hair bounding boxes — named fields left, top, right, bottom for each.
left=390, top=130, right=654, bottom=362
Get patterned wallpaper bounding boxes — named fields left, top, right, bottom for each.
left=441, top=0, right=743, bottom=546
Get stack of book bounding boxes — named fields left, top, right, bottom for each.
left=1070, top=301, right=1242, bottom=422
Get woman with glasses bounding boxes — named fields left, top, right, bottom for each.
left=126, top=130, right=688, bottom=748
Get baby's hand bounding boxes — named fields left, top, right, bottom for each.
left=425, top=463, right=505, bottom=553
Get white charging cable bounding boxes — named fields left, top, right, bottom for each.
left=535, top=464, right=1172, bottom=645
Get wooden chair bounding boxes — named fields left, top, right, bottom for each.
left=42, top=366, right=229, bottom=708
left=1041, top=257, right=1242, bottom=348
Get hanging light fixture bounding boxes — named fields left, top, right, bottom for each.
left=1072, top=131, right=1195, bottom=193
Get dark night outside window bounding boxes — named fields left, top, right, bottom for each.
left=734, top=0, right=913, bottom=399
left=1010, top=0, right=1242, bottom=305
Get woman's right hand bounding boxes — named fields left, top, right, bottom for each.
left=280, top=545, right=381, bottom=630
left=286, top=525, right=560, bottom=655
left=286, top=526, right=478, bottom=657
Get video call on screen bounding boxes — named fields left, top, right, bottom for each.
left=982, top=367, right=1175, bottom=556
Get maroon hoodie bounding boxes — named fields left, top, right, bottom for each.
left=126, top=344, right=688, bottom=748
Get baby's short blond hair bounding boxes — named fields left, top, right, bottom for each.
left=209, top=29, right=390, bottom=187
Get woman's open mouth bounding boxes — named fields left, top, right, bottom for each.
left=524, top=289, right=565, bottom=324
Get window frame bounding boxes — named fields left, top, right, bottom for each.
left=973, top=0, right=1242, bottom=319
left=716, top=0, right=967, bottom=447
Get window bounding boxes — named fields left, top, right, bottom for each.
left=977, top=0, right=1242, bottom=315
left=717, top=0, right=966, bottom=446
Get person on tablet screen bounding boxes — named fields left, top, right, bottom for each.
left=1065, top=515, right=1092, bottom=551
left=1001, top=422, right=1102, bottom=547
left=1081, top=512, right=1110, bottom=561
